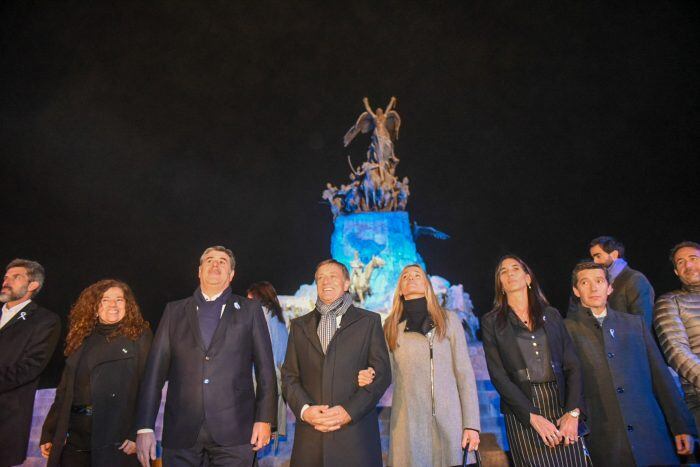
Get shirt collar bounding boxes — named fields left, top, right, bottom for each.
left=607, top=258, right=628, bottom=283
left=201, top=290, right=224, bottom=301
left=2, top=298, right=32, bottom=314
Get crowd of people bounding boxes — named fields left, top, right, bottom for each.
left=0, top=237, right=698, bottom=467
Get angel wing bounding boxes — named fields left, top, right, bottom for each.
left=343, top=112, right=375, bottom=147
left=385, top=110, right=401, bottom=141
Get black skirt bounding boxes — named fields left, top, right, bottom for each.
left=504, top=381, right=589, bottom=467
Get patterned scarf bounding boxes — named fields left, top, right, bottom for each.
left=316, top=292, right=353, bottom=354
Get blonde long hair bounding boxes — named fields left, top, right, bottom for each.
left=384, top=264, right=447, bottom=351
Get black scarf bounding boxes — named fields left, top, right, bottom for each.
left=402, top=297, right=434, bottom=335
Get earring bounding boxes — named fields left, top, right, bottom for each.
left=527, top=283, right=532, bottom=290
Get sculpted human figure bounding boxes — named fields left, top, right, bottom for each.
left=343, top=97, right=401, bottom=168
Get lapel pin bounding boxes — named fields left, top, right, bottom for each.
left=542, top=315, right=547, bottom=321
left=234, top=302, right=240, bottom=309
left=19, top=311, right=27, bottom=321
left=610, top=329, right=615, bottom=338
left=122, top=348, right=128, bottom=353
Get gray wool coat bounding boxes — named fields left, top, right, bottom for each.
left=388, top=311, right=480, bottom=467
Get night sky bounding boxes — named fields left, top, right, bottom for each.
left=2, top=2, right=698, bottom=383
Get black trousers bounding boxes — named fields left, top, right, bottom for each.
left=163, top=423, right=256, bottom=467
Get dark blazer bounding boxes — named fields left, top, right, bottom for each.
left=41, top=329, right=152, bottom=466
left=282, top=305, right=391, bottom=467
left=609, top=265, right=655, bottom=328
left=481, top=306, right=584, bottom=425
left=0, top=301, right=60, bottom=466
left=135, top=293, right=277, bottom=449
left=565, top=305, right=694, bottom=467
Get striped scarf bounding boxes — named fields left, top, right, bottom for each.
left=316, top=292, right=353, bottom=354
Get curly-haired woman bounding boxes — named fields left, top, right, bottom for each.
left=40, top=279, right=152, bottom=467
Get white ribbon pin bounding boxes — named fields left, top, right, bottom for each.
left=234, top=302, right=240, bottom=310
left=609, top=329, right=615, bottom=339
left=19, top=311, right=27, bottom=321
left=122, top=348, right=128, bottom=354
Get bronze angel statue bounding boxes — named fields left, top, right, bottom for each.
left=344, top=96, right=402, bottom=170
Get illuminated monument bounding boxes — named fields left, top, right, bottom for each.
left=282, top=97, right=477, bottom=338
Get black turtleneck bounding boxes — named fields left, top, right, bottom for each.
left=402, top=297, right=434, bottom=335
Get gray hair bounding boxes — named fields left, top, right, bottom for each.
left=199, top=246, right=236, bottom=270
left=6, top=258, right=45, bottom=294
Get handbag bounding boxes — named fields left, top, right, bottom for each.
left=462, top=447, right=483, bottom=467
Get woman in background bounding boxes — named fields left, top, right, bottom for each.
left=481, top=255, right=587, bottom=466
left=41, top=279, right=152, bottom=467
left=247, top=281, right=289, bottom=441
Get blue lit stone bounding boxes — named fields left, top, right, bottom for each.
left=331, top=211, right=425, bottom=311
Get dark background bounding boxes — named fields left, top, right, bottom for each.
left=2, top=1, right=698, bottom=385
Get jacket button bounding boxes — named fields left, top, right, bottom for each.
left=111, top=393, right=116, bottom=397
left=607, top=352, right=614, bottom=358
left=627, top=425, right=634, bottom=432
left=203, top=379, right=210, bottom=384
left=205, top=356, right=210, bottom=361
left=616, top=387, right=624, bottom=393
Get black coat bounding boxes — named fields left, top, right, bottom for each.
left=281, top=305, right=391, bottom=467
left=608, top=265, right=655, bottom=329
left=565, top=305, right=695, bottom=466
left=135, top=293, right=277, bottom=449
left=41, top=329, right=152, bottom=467
left=0, top=301, right=60, bottom=466
left=481, top=306, right=584, bottom=425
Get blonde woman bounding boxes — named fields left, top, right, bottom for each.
left=362, top=264, right=480, bottom=466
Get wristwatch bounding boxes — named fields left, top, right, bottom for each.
left=568, top=408, right=580, bottom=418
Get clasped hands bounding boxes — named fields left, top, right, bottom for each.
left=303, top=404, right=352, bottom=432
left=530, top=412, right=579, bottom=448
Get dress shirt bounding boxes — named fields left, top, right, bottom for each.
left=0, top=299, right=32, bottom=329
left=508, top=310, right=555, bottom=383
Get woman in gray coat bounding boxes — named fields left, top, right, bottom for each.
left=364, top=264, right=480, bottom=466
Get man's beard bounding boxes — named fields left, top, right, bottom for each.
left=0, top=285, right=28, bottom=303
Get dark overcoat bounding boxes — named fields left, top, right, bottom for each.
left=481, top=306, right=584, bottom=425
left=0, top=301, right=60, bottom=466
left=135, top=293, right=277, bottom=448
left=565, top=305, right=694, bottom=466
left=609, top=265, right=655, bottom=329
left=281, top=305, right=391, bottom=467
left=41, top=329, right=152, bottom=466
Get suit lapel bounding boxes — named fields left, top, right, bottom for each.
left=0, top=301, right=36, bottom=333
left=185, top=298, right=207, bottom=351
left=300, top=310, right=324, bottom=356
left=334, top=306, right=363, bottom=336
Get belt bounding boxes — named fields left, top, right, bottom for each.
left=70, top=404, right=94, bottom=416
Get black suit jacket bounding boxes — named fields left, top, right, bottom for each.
left=135, top=293, right=277, bottom=449
left=282, top=305, right=391, bottom=467
left=609, top=265, right=655, bottom=329
left=481, top=306, right=584, bottom=425
left=0, top=301, right=61, bottom=466
left=42, top=329, right=152, bottom=467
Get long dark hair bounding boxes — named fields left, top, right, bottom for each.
left=246, top=281, right=285, bottom=323
left=491, top=255, right=550, bottom=330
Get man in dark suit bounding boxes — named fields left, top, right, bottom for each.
left=282, top=259, right=391, bottom=467
left=588, top=236, right=655, bottom=328
left=0, top=258, right=60, bottom=467
left=565, top=261, right=694, bottom=466
left=135, top=246, right=276, bottom=467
